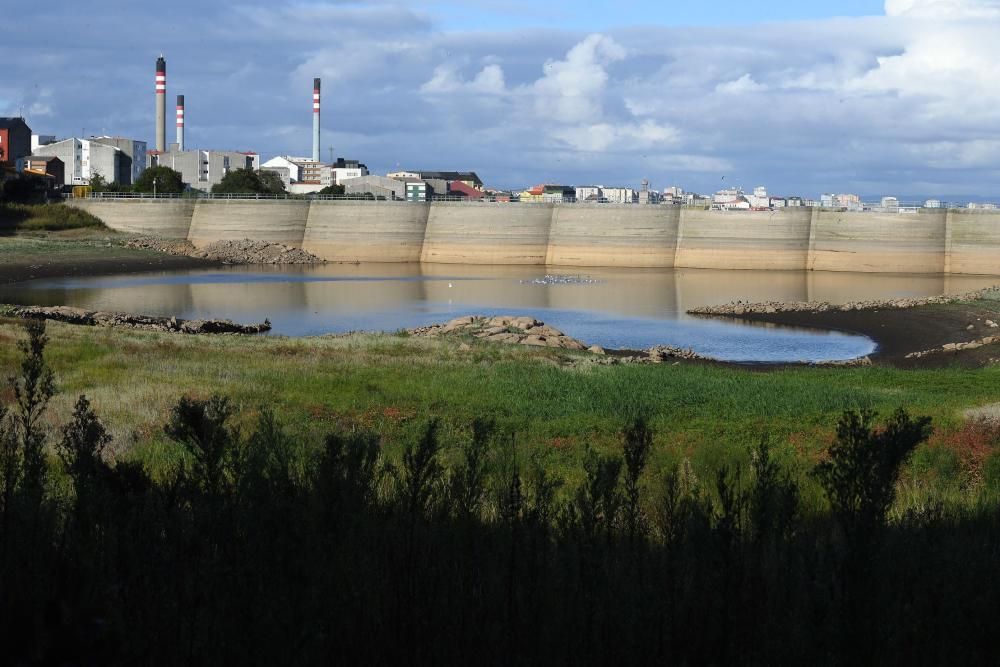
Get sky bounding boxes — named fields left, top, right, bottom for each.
left=2, top=0, right=999, bottom=197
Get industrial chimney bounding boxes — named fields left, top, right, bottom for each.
left=155, top=56, right=166, bottom=152
left=176, top=94, right=185, bottom=151
left=312, top=78, right=321, bottom=163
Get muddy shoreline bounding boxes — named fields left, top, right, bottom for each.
left=692, top=302, right=1000, bottom=368
left=0, top=253, right=220, bottom=285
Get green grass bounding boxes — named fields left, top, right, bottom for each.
left=1, top=319, right=998, bottom=508
left=0, top=202, right=107, bottom=233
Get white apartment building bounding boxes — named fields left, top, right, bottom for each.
left=601, top=187, right=637, bottom=204
left=575, top=185, right=603, bottom=202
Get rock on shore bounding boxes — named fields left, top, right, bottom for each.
left=409, top=315, right=593, bottom=351
left=407, top=315, right=722, bottom=363
left=687, top=286, right=1000, bottom=317
left=8, top=305, right=270, bottom=335
left=905, top=335, right=1000, bottom=359
left=126, top=238, right=323, bottom=265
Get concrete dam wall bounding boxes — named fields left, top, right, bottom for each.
left=67, top=199, right=1000, bottom=275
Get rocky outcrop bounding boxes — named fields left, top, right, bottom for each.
left=8, top=305, right=270, bottom=335
left=408, top=315, right=592, bottom=351
left=126, top=238, right=323, bottom=265
left=688, top=286, right=1000, bottom=317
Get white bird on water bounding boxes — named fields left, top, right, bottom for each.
left=448, top=283, right=453, bottom=288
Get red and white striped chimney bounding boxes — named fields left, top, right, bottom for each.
left=312, top=78, right=321, bottom=163
left=155, top=56, right=166, bottom=152
left=176, top=95, right=185, bottom=151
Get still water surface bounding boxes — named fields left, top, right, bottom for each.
left=4, top=264, right=998, bottom=363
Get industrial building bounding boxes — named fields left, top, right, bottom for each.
left=90, top=136, right=148, bottom=184
left=342, top=175, right=406, bottom=200
left=144, top=55, right=259, bottom=190
left=30, top=137, right=142, bottom=186
left=387, top=170, right=483, bottom=191
left=0, top=117, right=32, bottom=166
left=148, top=149, right=260, bottom=191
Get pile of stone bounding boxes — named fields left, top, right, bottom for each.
left=126, top=238, right=324, bottom=265
left=194, top=240, right=323, bottom=265
left=408, top=315, right=602, bottom=353
left=125, top=238, right=198, bottom=256
left=905, top=336, right=1000, bottom=359
left=9, top=305, right=270, bottom=335
left=688, top=286, right=1000, bottom=317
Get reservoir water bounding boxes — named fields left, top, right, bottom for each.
left=3, top=264, right=998, bottom=363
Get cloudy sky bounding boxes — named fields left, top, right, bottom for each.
left=2, top=0, right=999, bottom=197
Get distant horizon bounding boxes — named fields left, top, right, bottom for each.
left=3, top=1, right=1000, bottom=196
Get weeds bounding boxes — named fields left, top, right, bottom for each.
left=0, top=322, right=997, bottom=663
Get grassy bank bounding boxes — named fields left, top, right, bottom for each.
left=2, top=319, right=998, bottom=509
left=0, top=202, right=107, bottom=234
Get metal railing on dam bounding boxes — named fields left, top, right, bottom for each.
left=81, top=192, right=977, bottom=210
left=65, top=197, right=1000, bottom=275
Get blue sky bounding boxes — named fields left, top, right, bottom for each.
left=3, top=0, right=1000, bottom=197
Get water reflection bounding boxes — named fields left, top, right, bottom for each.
left=3, top=264, right=997, bottom=362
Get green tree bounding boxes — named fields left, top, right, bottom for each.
left=317, top=184, right=345, bottom=196
left=256, top=169, right=287, bottom=195
left=89, top=172, right=130, bottom=194
left=212, top=168, right=262, bottom=194
left=813, top=408, right=932, bottom=542
left=134, top=166, right=184, bottom=194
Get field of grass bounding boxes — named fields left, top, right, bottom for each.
left=2, top=318, right=998, bottom=510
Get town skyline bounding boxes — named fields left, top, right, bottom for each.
left=2, top=1, right=998, bottom=195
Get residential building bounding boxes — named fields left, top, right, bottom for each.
left=31, top=137, right=126, bottom=185
left=748, top=186, right=770, bottom=209
left=0, top=117, right=32, bottom=165
left=22, top=156, right=64, bottom=185
left=148, top=149, right=260, bottom=191
left=638, top=189, right=660, bottom=205
left=924, top=199, right=942, bottom=209
left=447, top=180, right=484, bottom=199
left=771, top=197, right=787, bottom=208
left=260, top=155, right=332, bottom=193
left=30, top=134, right=56, bottom=153
left=330, top=157, right=368, bottom=185
left=575, top=185, right=603, bottom=202
left=602, top=187, right=638, bottom=204
left=713, top=187, right=744, bottom=205
left=880, top=196, right=899, bottom=212
left=90, top=136, right=147, bottom=185
left=786, top=196, right=804, bottom=207
left=520, top=184, right=574, bottom=202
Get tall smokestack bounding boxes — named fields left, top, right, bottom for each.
left=155, top=56, right=166, bottom=152
left=312, top=78, right=320, bottom=163
left=176, top=95, right=185, bottom=151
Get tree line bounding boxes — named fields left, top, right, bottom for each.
left=1, top=320, right=998, bottom=664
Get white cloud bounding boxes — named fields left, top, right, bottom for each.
left=551, top=121, right=677, bottom=152
left=715, top=74, right=767, bottom=94
left=884, top=0, right=1000, bottom=18
left=533, top=34, right=626, bottom=124
left=420, top=63, right=507, bottom=95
